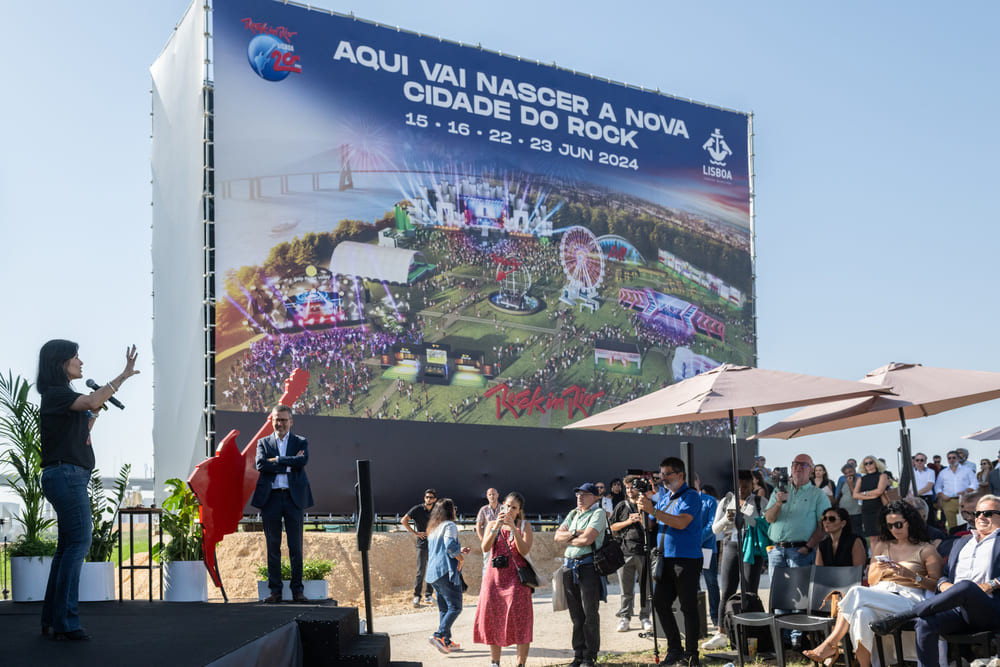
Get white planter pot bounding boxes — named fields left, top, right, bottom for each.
left=11, top=556, right=52, bottom=602
left=164, top=560, right=208, bottom=602
left=257, top=579, right=328, bottom=601
left=79, top=561, right=116, bottom=601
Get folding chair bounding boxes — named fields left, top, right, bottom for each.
left=941, top=630, right=1000, bottom=665
left=731, top=566, right=811, bottom=667
left=778, top=565, right=863, bottom=667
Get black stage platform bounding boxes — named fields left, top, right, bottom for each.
left=0, top=600, right=410, bottom=667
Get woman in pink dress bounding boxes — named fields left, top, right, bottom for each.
left=474, top=491, right=534, bottom=667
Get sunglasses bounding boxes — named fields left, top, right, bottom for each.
left=822, top=515, right=840, bottom=523
left=947, top=457, right=958, bottom=461
left=886, top=521, right=907, bottom=529
left=864, top=460, right=876, bottom=465
left=974, top=509, right=1000, bottom=519
left=913, top=458, right=926, bottom=462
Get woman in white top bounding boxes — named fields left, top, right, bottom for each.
left=700, top=469, right=766, bottom=651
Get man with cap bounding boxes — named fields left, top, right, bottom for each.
left=763, top=453, right=831, bottom=648
left=555, top=482, right=609, bottom=667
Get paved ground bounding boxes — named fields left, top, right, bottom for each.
left=374, top=582, right=721, bottom=666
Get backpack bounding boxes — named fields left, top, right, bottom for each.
left=721, top=592, right=773, bottom=653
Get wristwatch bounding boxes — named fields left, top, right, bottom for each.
left=914, top=574, right=923, bottom=584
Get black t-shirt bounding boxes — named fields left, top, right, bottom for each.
left=40, top=385, right=95, bottom=471
left=611, top=498, right=648, bottom=555
left=407, top=503, right=432, bottom=541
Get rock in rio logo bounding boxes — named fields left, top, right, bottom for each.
left=242, top=17, right=301, bottom=81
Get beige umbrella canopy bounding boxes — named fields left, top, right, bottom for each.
left=963, top=426, right=1000, bottom=441
left=565, top=363, right=891, bottom=599
left=755, top=363, right=1000, bottom=440
left=754, top=362, right=1000, bottom=495
left=564, top=363, right=893, bottom=433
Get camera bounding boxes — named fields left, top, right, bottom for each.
left=771, top=466, right=789, bottom=493
left=630, top=476, right=652, bottom=494
left=491, top=555, right=509, bottom=569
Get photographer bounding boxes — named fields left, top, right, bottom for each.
left=637, top=457, right=703, bottom=666
left=610, top=475, right=654, bottom=633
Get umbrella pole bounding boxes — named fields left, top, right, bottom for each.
left=897, top=408, right=918, bottom=496
left=730, top=410, right=747, bottom=599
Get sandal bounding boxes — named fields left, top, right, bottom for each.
left=803, top=644, right=840, bottom=666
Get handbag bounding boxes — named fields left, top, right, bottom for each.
left=881, top=485, right=901, bottom=505
left=592, top=525, right=626, bottom=576
left=822, top=590, right=844, bottom=617
left=517, top=560, right=540, bottom=589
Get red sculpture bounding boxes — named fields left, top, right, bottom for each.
left=187, top=368, right=311, bottom=591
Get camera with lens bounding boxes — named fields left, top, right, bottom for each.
left=630, top=476, right=652, bottom=494
left=771, top=466, right=789, bottom=493
left=491, top=554, right=509, bottom=569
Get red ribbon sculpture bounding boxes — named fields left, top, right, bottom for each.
left=187, top=368, right=311, bottom=591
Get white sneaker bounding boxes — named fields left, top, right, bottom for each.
left=616, top=617, right=630, bottom=632
left=641, top=619, right=654, bottom=632
left=423, top=593, right=434, bottom=604
left=412, top=596, right=420, bottom=607
left=701, top=631, right=729, bottom=650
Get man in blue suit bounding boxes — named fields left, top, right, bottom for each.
left=252, top=404, right=314, bottom=603
left=871, top=494, right=1000, bottom=666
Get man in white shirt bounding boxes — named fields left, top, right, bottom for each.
left=871, top=495, right=1000, bottom=667
left=933, top=450, right=977, bottom=530
left=475, top=487, right=501, bottom=540
left=911, top=453, right=938, bottom=525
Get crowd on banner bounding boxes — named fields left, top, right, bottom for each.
left=396, top=447, right=1000, bottom=667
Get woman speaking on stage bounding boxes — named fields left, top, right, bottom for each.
left=37, top=340, right=138, bottom=641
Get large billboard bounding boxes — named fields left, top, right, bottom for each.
left=212, top=0, right=754, bottom=438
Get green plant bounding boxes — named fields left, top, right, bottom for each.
left=256, top=558, right=335, bottom=581
left=0, top=372, right=56, bottom=556
left=86, top=463, right=131, bottom=562
left=151, top=478, right=203, bottom=562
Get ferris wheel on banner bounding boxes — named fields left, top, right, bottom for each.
left=560, top=226, right=605, bottom=292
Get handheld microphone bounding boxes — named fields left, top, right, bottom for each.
left=86, top=379, right=125, bottom=410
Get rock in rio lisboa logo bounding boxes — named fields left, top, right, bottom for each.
left=242, top=17, right=302, bottom=81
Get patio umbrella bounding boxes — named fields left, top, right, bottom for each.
left=963, top=425, right=1000, bottom=441
left=754, top=363, right=1000, bottom=495
left=565, top=363, right=892, bottom=596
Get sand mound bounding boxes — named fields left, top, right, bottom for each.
left=120, top=528, right=566, bottom=616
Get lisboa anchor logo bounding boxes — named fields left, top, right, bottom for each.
left=702, top=128, right=734, bottom=180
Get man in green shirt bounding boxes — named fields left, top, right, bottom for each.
left=555, top=482, right=608, bottom=667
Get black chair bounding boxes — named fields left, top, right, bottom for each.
left=778, top=565, right=863, bottom=666
left=872, top=618, right=916, bottom=667
left=941, top=630, right=1000, bottom=665
left=731, top=566, right=811, bottom=667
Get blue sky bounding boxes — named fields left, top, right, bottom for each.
left=2, top=1, right=999, bottom=480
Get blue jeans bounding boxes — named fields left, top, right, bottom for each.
left=767, top=545, right=816, bottom=645
left=41, top=463, right=93, bottom=633
left=701, top=549, right=720, bottom=624
left=430, top=575, right=463, bottom=644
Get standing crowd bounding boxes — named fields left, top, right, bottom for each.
left=398, top=446, right=1000, bottom=667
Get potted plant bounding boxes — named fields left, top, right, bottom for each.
left=152, top=477, right=206, bottom=601
left=256, top=558, right=335, bottom=601
left=79, top=463, right=131, bottom=601
left=0, top=372, right=56, bottom=601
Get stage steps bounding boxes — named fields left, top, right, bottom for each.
left=298, top=608, right=417, bottom=666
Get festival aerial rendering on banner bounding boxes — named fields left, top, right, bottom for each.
left=212, top=0, right=755, bottom=436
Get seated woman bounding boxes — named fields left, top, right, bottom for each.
left=803, top=500, right=942, bottom=667
left=815, top=507, right=867, bottom=567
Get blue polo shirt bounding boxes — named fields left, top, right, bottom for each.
left=700, top=492, right=719, bottom=552
left=656, top=483, right=703, bottom=558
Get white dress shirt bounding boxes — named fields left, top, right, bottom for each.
left=934, top=465, right=977, bottom=498
left=912, top=467, right=937, bottom=495
left=953, top=529, right=998, bottom=585
left=273, top=433, right=290, bottom=489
